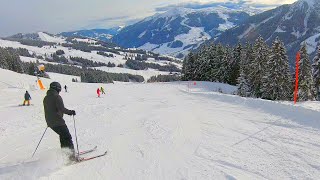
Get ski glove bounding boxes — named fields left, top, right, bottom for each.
left=70, top=110, right=76, bottom=116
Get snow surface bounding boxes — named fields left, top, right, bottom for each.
left=216, top=10, right=235, bottom=31
left=2, top=69, right=320, bottom=179
left=38, top=32, right=65, bottom=43
left=302, top=33, right=320, bottom=54
left=94, top=66, right=171, bottom=81
left=275, top=27, right=286, bottom=33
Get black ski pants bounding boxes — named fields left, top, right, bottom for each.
left=51, top=125, right=74, bottom=150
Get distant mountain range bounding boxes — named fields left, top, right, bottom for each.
left=112, top=7, right=253, bottom=58
left=60, top=27, right=124, bottom=42
left=59, top=4, right=266, bottom=58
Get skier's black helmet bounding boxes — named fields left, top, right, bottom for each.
left=50, top=82, right=62, bottom=92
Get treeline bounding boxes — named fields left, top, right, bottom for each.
left=183, top=36, right=319, bottom=101
left=61, top=42, right=121, bottom=54
left=21, top=62, right=144, bottom=83
left=70, top=56, right=107, bottom=67
left=125, top=60, right=181, bottom=72
left=46, top=53, right=68, bottom=64
left=147, top=75, right=180, bottom=82
left=97, top=51, right=114, bottom=57
left=6, top=47, right=34, bottom=57
left=45, top=53, right=114, bottom=68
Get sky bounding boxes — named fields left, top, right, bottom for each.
left=0, top=0, right=297, bottom=37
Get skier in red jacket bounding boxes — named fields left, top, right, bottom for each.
left=97, top=88, right=101, bottom=98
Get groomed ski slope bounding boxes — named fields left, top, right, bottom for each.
left=1, top=69, right=320, bottom=179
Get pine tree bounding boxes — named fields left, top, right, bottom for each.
left=261, top=37, right=293, bottom=100
left=238, top=43, right=254, bottom=97
left=221, top=45, right=233, bottom=83
left=251, top=36, right=269, bottom=98
left=229, top=43, right=241, bottom=85
left=0, top=48, right=9, bottom=70
left=208, top=44, right=226, bottom=82
left=182, top=52, right=199, bottom=81
left=202, top=44, right=217, bottom=82
left=194, top=46, right=210, bottom=81
left=298, top=43, right=316, bottom=101
left=312, top=46, right=320, bottom=100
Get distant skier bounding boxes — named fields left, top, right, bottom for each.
left=100, top=87, right=105, bottom=94
left=97, top=88, right=101, bottom=98
left=64, top=85, right=68, bottom=93
left=23, top=91, right=31, bottom=106
left=43, top=82, right=76, bottom=161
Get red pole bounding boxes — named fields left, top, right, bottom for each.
left=294, top=52, right=301, bottom=104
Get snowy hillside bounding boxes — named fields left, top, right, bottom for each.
left=1, top=69, right=320, bottom=179
left=0, top=32, right=181, bottom=82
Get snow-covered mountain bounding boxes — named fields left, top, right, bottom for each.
left=60, top=27, right=124, bottom=42
left=112, top=6, right=254, bottom=58
left=215, top=0, right=320, bottom=63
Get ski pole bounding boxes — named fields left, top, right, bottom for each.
left=32, top=126, right=48, bottom=157
left=73, top=116, right=80, bottom=157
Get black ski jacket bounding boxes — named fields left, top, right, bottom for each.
left=24, top=92, right=31, bottom=100
left=43, top=89, right=73, bottom=127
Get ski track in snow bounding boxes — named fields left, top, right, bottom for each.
left=1, top=69, right=320, bottom=179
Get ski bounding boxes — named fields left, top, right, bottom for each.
left=78, top=146, right=97, bottom=156
left=77, top=151, right=107, bottom=163
left=18, top=104, right=34, bottom=106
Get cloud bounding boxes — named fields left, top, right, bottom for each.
left=93, top=16, right=130, bottom=23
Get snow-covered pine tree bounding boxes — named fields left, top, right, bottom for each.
left=0, top=48, right=9, bottom=70
left=238, top=67, right=251, bottom=97
left=204, top=44, right=218, bottom=82
left=197, top=44, right=208, bottom=81
left=221, top=45, right=233, bottom=83
left=237, top=43, right=253, bottom=97
left=209, top=43, right=226, bottom=82
left=10, top=50, right=24, bottom=73
left=312, top=46, right=320, bottom=100
left=251, top=36, right=269, bottom=98
left=261, top=37, right=293, bottom=100
left=193, top=45, right=209, bottom=81
left=298, top=43, right=316, bottom=101
left=229, top=43, right=241, bottom=85
left=0, top=47, right=24, bottom=73
left=182, top=52, right=195, bottom=80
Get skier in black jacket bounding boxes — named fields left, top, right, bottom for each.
left=43, top=82, right=76, bottom=159
left=23, top=91, right=31, bottom=106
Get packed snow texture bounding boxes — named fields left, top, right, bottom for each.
left=1, top=69, right=320, bottom=179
